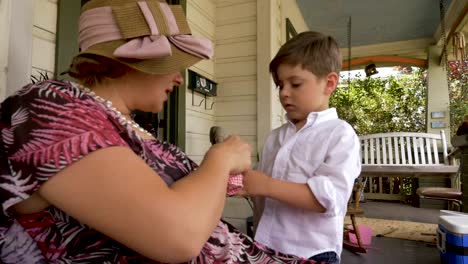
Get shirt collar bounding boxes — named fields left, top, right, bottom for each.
left=286, top=108, right=338, bottom=129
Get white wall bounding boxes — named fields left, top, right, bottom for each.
left=31, top=0, right=57, bottom=80
left=4, top=0, right=34, bottom=98
left=256, top=0, right=309, bottom=153
left=215, top=0, right=257, bottom=159
left=216, top=0, right=258, bottom=233
left=217, top=0, right=309, bottom=234
left=0, top=0, right=56, bottom=101
left=0, top=0, right=12, bottom=101
left=185, top=0, right=261, bottom=166
left=185, top=0, right=217, bottom=164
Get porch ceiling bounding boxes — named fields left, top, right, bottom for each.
left=296, top=0, right=468, bottom=63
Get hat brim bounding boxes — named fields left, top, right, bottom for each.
left=77, top=39, right=202, bottom=75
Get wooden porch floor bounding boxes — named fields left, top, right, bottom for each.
left=342, top=201, right=441, bottom=264
left=356, top=200, right=439, bottom=224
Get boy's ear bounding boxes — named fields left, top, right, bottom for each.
left=324, top=72, right=339, bottom=95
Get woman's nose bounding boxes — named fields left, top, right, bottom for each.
left=173, top=72, right=184, bottom=87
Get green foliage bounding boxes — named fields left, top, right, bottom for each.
left=330, top=69, right=427, bottom=135
left=448, top=61, right=468, bottom=138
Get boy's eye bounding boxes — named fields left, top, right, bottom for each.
left=291, top=83, right=301, bottom=88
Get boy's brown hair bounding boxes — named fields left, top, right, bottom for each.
left=270, top=31, right=342, bottom=85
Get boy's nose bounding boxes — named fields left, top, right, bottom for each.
left=279, top=87, right=290, bottom=98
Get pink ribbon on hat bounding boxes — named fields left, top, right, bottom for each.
left=78, top=1, right=213, bottom=60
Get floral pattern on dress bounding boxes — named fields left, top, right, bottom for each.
left=0, top=81, right=317, bottom=264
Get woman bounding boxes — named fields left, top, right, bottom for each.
left=0, top=0, right=317, bottom=263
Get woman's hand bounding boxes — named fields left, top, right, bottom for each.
left=204, top=135, right=252, bottom=174
left=241, top=170, right=271, bottom=196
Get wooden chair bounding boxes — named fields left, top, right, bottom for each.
left=416, top=186, right=462, bottom=210
left=416, top=147, right=462, bottom=210
left=416, top=145, right=463, bottom=211
left=344, top=178, right=368, bottom=253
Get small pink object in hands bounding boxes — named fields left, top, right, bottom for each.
left=227, top=174, right=243, bottom=196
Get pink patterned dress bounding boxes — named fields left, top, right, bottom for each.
left=0, top=81, right=317, bottom=264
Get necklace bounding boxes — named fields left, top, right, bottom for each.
left=73, top=82, right=154, bottom=138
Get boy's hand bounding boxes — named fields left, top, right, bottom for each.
left=240, top=170, right=271, bottom=196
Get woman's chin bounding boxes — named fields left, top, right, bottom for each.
left=136, top=105, right=163, bottom=114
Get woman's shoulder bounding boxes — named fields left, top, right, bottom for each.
left=11, top=80, right=86, bottom=102
left=2, top=80, right=109, bottom=126
left=1, top=79, right=128, bottom=171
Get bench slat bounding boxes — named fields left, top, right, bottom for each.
left=400, top=136, right=406, bottom=164
left=388, top=137, right=393, bottom=164
left=382, top=137, right=387, bottom=165
left=432, top=138, right=439, bottom=164
left=361, top=165, right=459, bottom=174
left=441, top=130, right=448, bottom=165
left=406, top=137, right=413, bottom=164
left=360, top=132, right=442, bottom=140
left=370, top=138, right=375, bottom=165
left=426, top=138, right=433, bottom=165
left=393, top=137, right=400, bottom=164
left=419, top=137, right=426, bottom=164
left=364, top=139, right=369, bottom=164
left=413, top=137, right=419, bottom=165
left=376, top=138, right=381, bottom=164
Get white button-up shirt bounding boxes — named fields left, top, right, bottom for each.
left=255, top=108, right=361, bottom=258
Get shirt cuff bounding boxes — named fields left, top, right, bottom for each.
left=306, top=176, right=339, bottom=216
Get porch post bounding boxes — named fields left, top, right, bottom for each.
left=6, top=0, right=34, bottom=96
left=256, top=0, right=281, bottom=154
left=419, top=46, right=453, bottom=209
left=0, top=0, right=11, bottom=101
left=426, top=46, right=451, bottom=138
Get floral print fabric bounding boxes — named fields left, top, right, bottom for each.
left=0, top=81, right=316, bottom=264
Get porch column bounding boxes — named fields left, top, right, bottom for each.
left=0, top=0, right=11, bottom=101
left=419, top=46, right=452, bottom=209
left=426, top=46, right=451, bottom=138
left=256, top=0, right=281, bottom=154
left=5, top=0, right=34, bottom=97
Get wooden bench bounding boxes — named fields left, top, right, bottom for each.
left=358, top=131, right=460, bottom=203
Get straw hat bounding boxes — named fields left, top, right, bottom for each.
left=73, top=0, right=213, bottom=75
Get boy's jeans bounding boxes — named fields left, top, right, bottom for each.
left=309, top=251, right=340, bottom=264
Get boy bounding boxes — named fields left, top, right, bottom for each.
left=243, top=31, right=361, bottom=263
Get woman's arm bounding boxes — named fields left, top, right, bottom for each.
left=40, top=137, right=251, bottom=263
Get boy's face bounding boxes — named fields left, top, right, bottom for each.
left=276, top=64, right=338, bottom=128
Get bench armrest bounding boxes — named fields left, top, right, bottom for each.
left=447, top=147, right=461, bottom=165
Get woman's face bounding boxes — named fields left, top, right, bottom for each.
left=118, top=70, right=184, bottom=113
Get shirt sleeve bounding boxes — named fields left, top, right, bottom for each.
left=0, top=81, right=129, bottom=216
left=306, top=122, right=361, bottom=216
